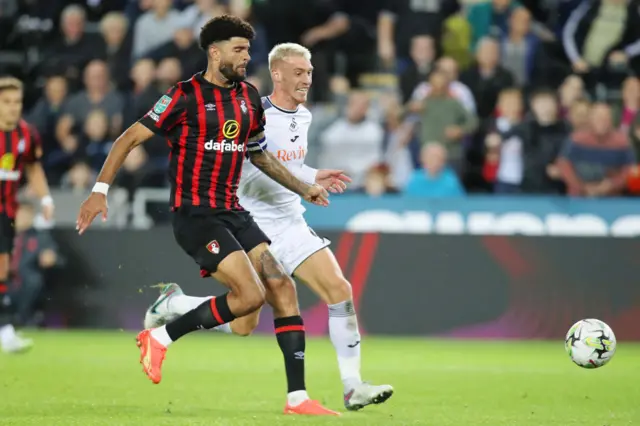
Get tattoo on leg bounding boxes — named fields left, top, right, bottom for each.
left=259, top=250, right=286, bottom=281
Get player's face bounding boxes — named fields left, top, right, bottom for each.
left=276, top=56, right=313, bottom=104
left=0, top=88, right=23, bottom=129
left=217, top=37, right=251, bottom=83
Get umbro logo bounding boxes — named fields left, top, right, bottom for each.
left=205, top=103, right=216, bottom=111
left=290, top=136, right=299, bottom=143
left=294, top=351, right=305, bottom=360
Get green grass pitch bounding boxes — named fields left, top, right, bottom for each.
left=1, top=330, right=639, bottom=425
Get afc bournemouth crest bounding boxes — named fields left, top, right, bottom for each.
left=240, top=99, right=248, bottom=114
left=206, top=240, right=220, bottom=254
left=153, top=95, right=172, bottom=114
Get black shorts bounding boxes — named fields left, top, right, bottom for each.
left=0, top=214, right=15, bottom=254
left=172, top=208, right=271, bottom=277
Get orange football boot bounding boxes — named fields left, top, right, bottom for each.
left=284, top=400, right=341, bottom=416
left=136, top=329, right=167, bottom=384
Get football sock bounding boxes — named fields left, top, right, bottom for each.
left=168, top=294, right=211, bottom=315
left=274, top=316, right=307, bottom=397
left=0, top=280, right=15, bottom=348
left=156, top=293, right=235, bottom=346
left=167, top=294, right=232, bottom=334
left=328, top=299, right=362, bottom=389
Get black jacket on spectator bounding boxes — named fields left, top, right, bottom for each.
left=399, top=62, right=432, bottom=104
left=44, top=33, right=107, bottom=91
left=382, top=0, right=460, bottom=58
left=460, top=64, right=515, bottom=120
left=145, top=42, right=206, bottom=82
left=504, top=118, right=570, bottom=193
left=562, top=0, right=640, bottom=68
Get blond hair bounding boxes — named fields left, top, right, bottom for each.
left=268, top=43, right=312, bottom=71
left=0, top=77, right=23, bottom=93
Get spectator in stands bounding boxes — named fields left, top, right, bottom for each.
left=318, top=91, right=384, bottom=188
left=55, top=60, right=124, bottom=146
left=500, top=7, right=542, bottom=87
left=377, top=0, right=460, bottom=67
left=155, top=57, right=182, bottom=92
left=132, top=0, right=182, bottom=59
left=251, top=0, right=351, bottom=101
left=399, top=35, right=436, bottom=104
left=362, top=164, right=399, bottom=197
left=145, top=26, right=206, bottom=80
left=559, top=74, right=587, bottom=119
left=484, top=88, right=524, bottom=186
left=380, top=94, right=414, bottom=187
left=114, top=144, right=168, bottom=192
left=568, top=98, right=592, bottom=132
left=412, top=56, right=476, bottom=113
left=409, top=70, right=478, bottom=173
left=558, top=102, right=636, bottom=196
left=61, top=160, right=95, bottom=193
left=124, top=59, right=161, bottom=127
left=81, top=109, right=113, bottom=172
left=46, top=5, right=106, bottom=91
left=494, top=89, right=569, bottom=194
left=562, top=0, right=640, bottom=90
left=460, top=37, right=514, bottom=121
left=467, top=0, right=521, bottom=51
left=404, top=142, right=464, bottom=197
left=612, top=76, right=640, bottom=133
left=100, top=12, right=132, bottom=92
left=178, top=0, right=226, bottom=37
left=27, top=75, right=69, bottom=158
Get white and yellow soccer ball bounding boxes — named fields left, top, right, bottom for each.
left=565, top=319, right=617, bottom=369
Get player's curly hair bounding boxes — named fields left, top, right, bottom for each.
left=199, top=15, right=256, bottom=51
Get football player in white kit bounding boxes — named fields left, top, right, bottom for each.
left=144, top=43, right=393, bottom=411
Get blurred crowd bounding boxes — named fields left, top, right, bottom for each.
left=2, top=0, right=640, bottom=200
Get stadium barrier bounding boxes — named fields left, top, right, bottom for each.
left=46, top=228, right=640, bottom=340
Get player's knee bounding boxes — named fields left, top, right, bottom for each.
left=269, top=275, right=299, bottom=307
left=242, top=285, right=266, bottom=313
left=324, top=276, right=352, bottom=305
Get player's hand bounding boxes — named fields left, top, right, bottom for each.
left=76, top=192, right=108, bottom=235
left=303, top=184, right=330, bottom=207
left=315, top=169, right=352, bottom=193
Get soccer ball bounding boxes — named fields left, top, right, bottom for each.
left=565, top=319, right=616, bottom=369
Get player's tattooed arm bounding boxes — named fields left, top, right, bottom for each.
left=248, top=134, right=311, bottom=197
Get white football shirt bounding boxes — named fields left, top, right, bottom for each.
left=238, top=97, right=317, bottom=221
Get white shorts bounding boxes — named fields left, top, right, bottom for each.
left=256, top=215, right=331, bottom=276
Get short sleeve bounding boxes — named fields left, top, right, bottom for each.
left=246, top=87, right=267, bottom=153
left=22, top=123, right=43, bottom=163
left=138, top=84, right=187, bottom=135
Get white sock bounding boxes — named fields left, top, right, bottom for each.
left=167, top=295, right=232, bottom=334
left=168, top=294, right=212, bottom=315
left=150, top=325, right=173, bottom=347
left=287, top=390, right=310, bottom=406
left=0, top=324, right=17, bottom=347
left=213, top=323, right=233, bottom=333
left=328, top=300, right=362, bottom=390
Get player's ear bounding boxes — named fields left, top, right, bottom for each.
left=209, top=44, right=219, bottom=61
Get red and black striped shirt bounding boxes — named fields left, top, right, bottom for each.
left=139, top=72, right=266, bottom=212
left=0, top=120, right=42, bottom=218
